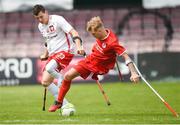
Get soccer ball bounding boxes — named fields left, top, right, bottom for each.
left=60, top=103, right=76, bottom=116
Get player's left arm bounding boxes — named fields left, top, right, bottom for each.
left=121, top=52, right=140, bottom=83
left=112, top=40, right=139, bottom=83
left=57, top=16, right=85, bottom=55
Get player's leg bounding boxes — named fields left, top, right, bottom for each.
left=41, top=70, right=54, bottom=111
left=48, top=68, right=80, bottom=112
left=45, top=59, right=61, bottom=100
left=47, top=82, right=69, bottom=105
left=41, top=70, right=54, bottom=87
left=57, top=65, right=91, bottom=103
left=46, top=59, right=72, bottom=110
left=57, top=68, right=81, bottom=103
left=48, top=62, right=92, bottom=112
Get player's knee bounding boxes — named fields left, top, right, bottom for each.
left=64, top=73, right=73, bottom=81
left=41, top=79, right=50, bottom=87
left=64, top=69, right=79, bottom=81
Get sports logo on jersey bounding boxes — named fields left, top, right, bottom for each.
left=102, top=43, right=106, bottom=48
left=49, top=25, right=55, bottom=32
left=57, top=53, right=65, bottom=59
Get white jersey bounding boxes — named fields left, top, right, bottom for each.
left=38, top=15, right=75, bottom=55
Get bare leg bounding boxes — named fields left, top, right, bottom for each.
left=41, top=71, right=54, bottom=87
left=64, top=68, right=81, bottom=81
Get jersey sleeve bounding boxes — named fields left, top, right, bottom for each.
left=37, top=24, right=47, bottom=43
left=111, top=40, right=126, bottom=56
left=55, top=15, right=73, bottom=33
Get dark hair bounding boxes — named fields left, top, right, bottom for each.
left=32, top=4, right=46, bottom=16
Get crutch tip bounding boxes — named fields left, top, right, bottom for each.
left=107, top=102, right=111, bottom=106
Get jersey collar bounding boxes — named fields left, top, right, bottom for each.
left=101, top=29, right=110, bottom=41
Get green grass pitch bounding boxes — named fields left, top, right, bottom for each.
left=0, top=81, right=180, bottom=124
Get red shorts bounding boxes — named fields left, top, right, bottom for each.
left=74, top=62, right=91, bottom=79
left=46, top=51, right=74, bottom=72
left=74, top=59, right=100, bottom=80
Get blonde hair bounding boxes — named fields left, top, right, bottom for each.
left=86, top=16, right=104, bottom=32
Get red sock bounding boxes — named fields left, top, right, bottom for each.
left=57, top=79, right=71, bottom=103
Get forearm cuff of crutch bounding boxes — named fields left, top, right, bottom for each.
left=125, top=59, right=133, bottom=66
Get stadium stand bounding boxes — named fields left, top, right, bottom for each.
left=0, top=7, right=180, bottom=57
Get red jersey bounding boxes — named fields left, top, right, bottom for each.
left=78, top=29, right=125, bottom=75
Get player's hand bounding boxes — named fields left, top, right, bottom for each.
left=77, top=49, right=86, bottom=56
left=39, top=54, right=48, bottom=61
left=130, top=73, right=140, bottom=83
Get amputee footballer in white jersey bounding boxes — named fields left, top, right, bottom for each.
left=38, top=15, right=75, bottom=55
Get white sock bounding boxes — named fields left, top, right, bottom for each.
left=47, top=83, right=58, bottom=100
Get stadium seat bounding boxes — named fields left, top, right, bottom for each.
left=1, top=7, right=180, bottom=57
left=19, top=13, right=34, bottom=39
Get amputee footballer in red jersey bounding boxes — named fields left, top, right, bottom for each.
left=75, top=29, right=126, bottom=80
left=49, top=16, right=140, bottom=112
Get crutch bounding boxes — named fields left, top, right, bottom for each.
left=42, top=87, right=47, bottom=111
left=83, top=53, right=111, bottom=106
left=133, top=63, right=179, bottom=117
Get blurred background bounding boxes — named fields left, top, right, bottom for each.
left=0, top=0, right=180, bottom=85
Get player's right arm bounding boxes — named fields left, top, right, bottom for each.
left=38, top=24, right=49, bottom=61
